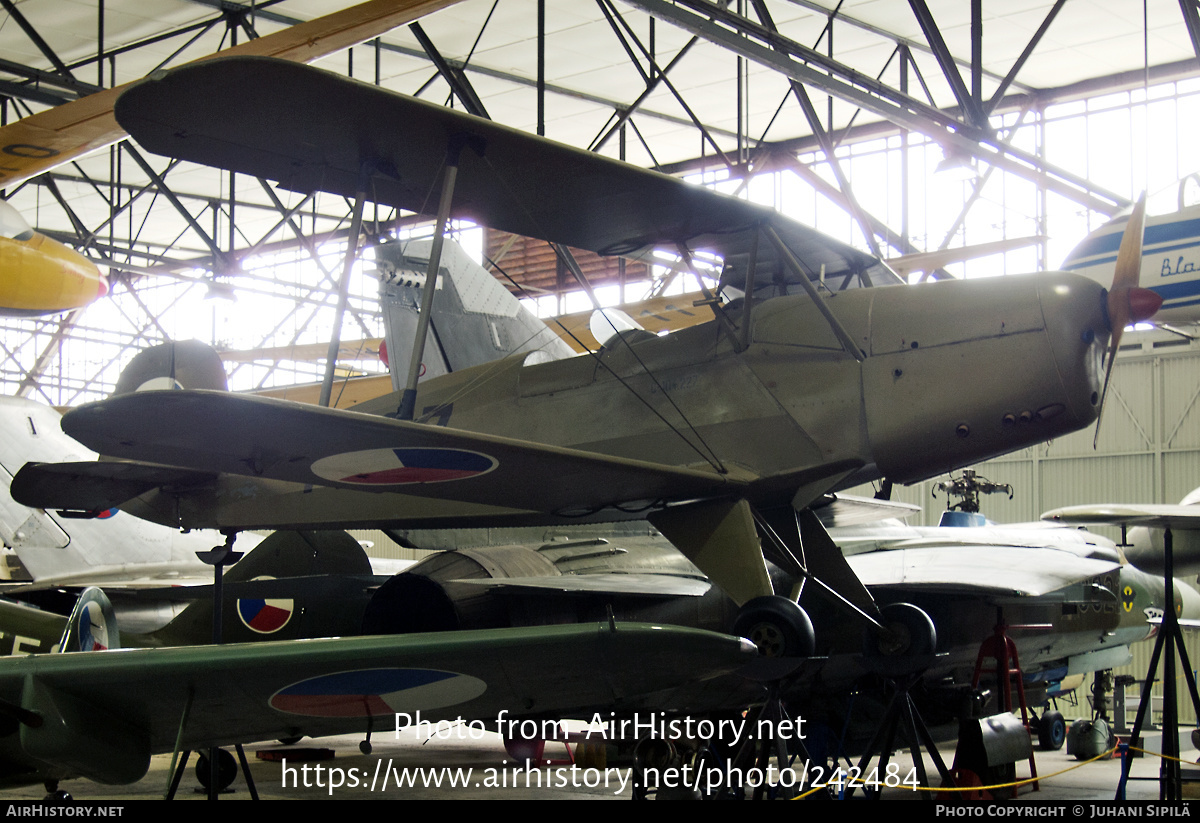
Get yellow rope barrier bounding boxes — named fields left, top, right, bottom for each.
left=787, top=746, right=1122, bottom=799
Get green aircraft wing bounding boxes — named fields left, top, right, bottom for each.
left=0, top=621, right=756, bottom=786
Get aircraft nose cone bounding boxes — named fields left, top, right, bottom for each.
left=1125, top=286, right=1162, bottom=324
left=1106, top=285, right=1163, bottom=334
left=97, top=275, right=109, bottom=299
left=1176, top=577, right=1200, bottom=622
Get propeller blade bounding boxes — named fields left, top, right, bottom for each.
left=1094, top=195, right=1152, bottom=448
left=1112, top=196, right=1147, bottom=291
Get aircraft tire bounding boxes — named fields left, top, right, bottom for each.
left=1038, top=711, right=1067, bottom=751
left=732, top=596, right=815, bottom=658
left=865, top=602, right=937, bottom=658
left=195, top=748, right=238, bottom=792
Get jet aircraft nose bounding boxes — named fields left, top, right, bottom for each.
left=1177, top=579, right=1200, bottom=623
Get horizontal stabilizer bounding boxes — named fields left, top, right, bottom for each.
left=13, top=460, right=215, bottom=513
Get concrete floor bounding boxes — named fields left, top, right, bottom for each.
left=0, top=719, right=1192, bottom=801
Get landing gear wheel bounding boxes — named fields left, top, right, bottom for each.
left=42, top=781, right=71, bottom=803
left=865, top=602, right=937, bottom=657
left=196, top=748, right=237, bottom=792
left=1038, top=711, right=1067, bottom=751
left=732, top=596, right=815, bottom=658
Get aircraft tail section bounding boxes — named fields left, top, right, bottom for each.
left=145, top=530, right=375, bottom=646
left=112, top=338, right=228, bottom=395
left=222, top=529, right=373, bottom=582
left=59, top=586, right=120, bottom=652
left=375, top=237, right=573, bottom=387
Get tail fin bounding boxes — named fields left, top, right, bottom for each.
left=59, top=587, right=120, bottom=652
left=375, top=237, right=573, bottom=387
left=148, top=530, right=374, bottom=645
left=112, top=339, right=228, bottom=395
left=222, top=529, right=372, bottom=582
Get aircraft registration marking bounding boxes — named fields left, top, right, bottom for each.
left=311, top=447, right=497, bottom=486
left=270, top=668, right=488, bottom=717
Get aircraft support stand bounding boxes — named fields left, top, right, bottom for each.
left=1115, top=526, right=1200, bottom=801
left=850, top=670, right=955, bottom=800
left=166, top=532, right=259, bottom=801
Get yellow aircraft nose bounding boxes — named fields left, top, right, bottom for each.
left=0, top=231, right=106, bottom=315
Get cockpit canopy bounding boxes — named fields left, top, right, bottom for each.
left=0, top=201, right=34, bottom=242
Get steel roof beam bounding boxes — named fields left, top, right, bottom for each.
left=985, top=0, right=1066, bottom=116
left=0, top=80, right=73, bottom=108
left=0, top=0, right=76, bottom=81
left=782, top=0, right=1036, bottom=95
left=627, top=0, right=1129, bottom=214
left=410, top=22, right=490, bottom=118
left=750, top=0, right=880, bottom=257
left=599, top=0, right=732, bottom=170
left=1181, top=0, right=1200, bottom=61
left=121, top=144, right=229, bottom=270
left=906, top=0, right=988, bottom=130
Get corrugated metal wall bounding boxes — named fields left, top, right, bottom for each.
left=848, top=329, right=1200, bottom=724
left=1110, top=628, right=1200, bottom=726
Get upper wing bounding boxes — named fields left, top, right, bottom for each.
left=848, top=545, right=1120, bottom=597
left=14, top=390, right=737, bottom=518
left=1042, top=504, right=1200, bottom=530
left=113, top=56, right=893, bottom=287
left=0, top=0, right=458, bottom=189
left=0, top=622, right=755, bottom=785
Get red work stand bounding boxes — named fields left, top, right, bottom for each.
left=966, top=616, right=1039, bottom=794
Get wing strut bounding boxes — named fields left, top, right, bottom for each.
left=739, top=227, right=759, bottom=351
left=398, top=134, right=487, bottom=421
left=319, top=168, right=368, bottom=408
left=763, top=224, right=866, bottom=362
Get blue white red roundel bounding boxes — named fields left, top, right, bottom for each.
left=238, top=578, right=294, bottom=634
left=79, top=601, right=111, bottom=651
left=310, top=447, right=497, bottom=486
left=270, top=668, right=487, bottom=717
